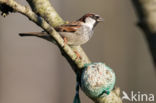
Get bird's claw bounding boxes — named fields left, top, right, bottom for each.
left=63, top=37, right=68, bottom=45
left=74, top=51, right=81, bottom=60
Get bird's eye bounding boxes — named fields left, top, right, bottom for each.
left=96, top=16, right=99, bottom=19
left=95, top=16, right=99, bottom=20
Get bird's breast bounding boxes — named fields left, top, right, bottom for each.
left=59, top=25, right=93, bottom=46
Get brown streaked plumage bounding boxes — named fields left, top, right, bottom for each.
left=55, top=21, right=82, bottom=32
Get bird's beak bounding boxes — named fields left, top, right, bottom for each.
left=97, top=17, right=104, bottom=22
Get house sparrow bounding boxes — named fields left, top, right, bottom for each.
left=20, top=13, right=103, bottom=46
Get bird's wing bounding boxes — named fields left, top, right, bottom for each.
left=55, top=21, right=82, bottom=32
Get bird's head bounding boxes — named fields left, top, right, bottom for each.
left=79, top=13, right=103, bottom=29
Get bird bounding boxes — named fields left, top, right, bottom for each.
left=54, top=13, right=103, bottom=46
left=20, top=13, right=103, bottom=59
left=20, top=13, right=103, bottom=46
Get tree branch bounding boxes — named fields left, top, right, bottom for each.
left=0, top=0, right=122, bottom=102
left=26, top=0, right=91, bottom=66
left=0, top=0, right=89, bottom=70
left=26, top=0, right=64, bottom=27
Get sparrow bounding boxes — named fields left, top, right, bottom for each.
left=20, top=13, right=103, bottom=46
left=20, top=13, right=103, bottom=59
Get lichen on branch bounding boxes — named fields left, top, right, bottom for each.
left=26, top=0, right=64, bottom=27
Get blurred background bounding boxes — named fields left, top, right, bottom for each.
left=0, top=0, right=156, bottom=103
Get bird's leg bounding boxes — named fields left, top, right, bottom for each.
left=63, top=38, right=81, bottom=60
left=63, top=37, right=68, bottom=45
left=74, top=51, right=81, bottom=60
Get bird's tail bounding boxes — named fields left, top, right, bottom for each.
left=19, top=31, right=56, bottom=43
left=19, top=32, right=48, bottom=37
